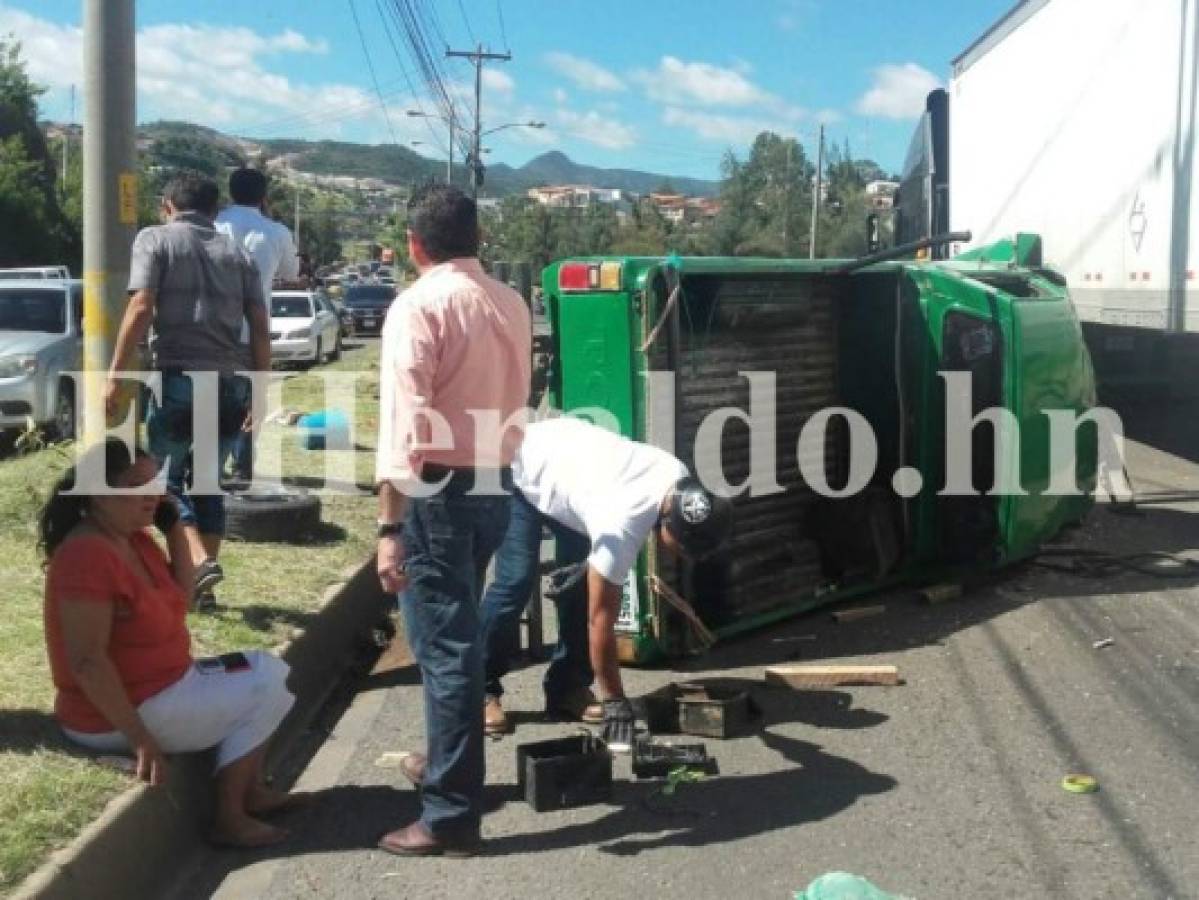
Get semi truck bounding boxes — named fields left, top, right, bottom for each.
left=897, top=0, right=1199, bottom=386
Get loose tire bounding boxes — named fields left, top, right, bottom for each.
left=224, top=487, right=322, bottom=543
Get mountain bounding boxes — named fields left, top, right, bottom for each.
left=127, top=121, right=720, bottom=198
left=502, top=151, right=720, bottom=197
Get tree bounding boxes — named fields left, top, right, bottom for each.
left=300, top=199, right=342, bottom=267
left=0, top=39, right=77, bottom=268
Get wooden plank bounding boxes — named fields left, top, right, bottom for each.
left=765, top=664, right=901, bottom=688
left=831, top=604, right=886, bottom=623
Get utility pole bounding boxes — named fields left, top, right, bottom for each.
left=446, top=43, right=511, bottom=198
left=294, top=183, right=301, bottom=246
left=809, top=124, right=825, bottom=259
left=82, top=0, right=136, bottom=445
left=447, top=116, right=454, bottom=185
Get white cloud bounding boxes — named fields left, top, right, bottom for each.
left=634, top=56, right=772, bottom=107
left=544, top=51, right=626, bottom=93
left=855, top=63, right=941, bottom=119
left=554, top=108, right=636, bottom=150
left=483, top=68, right=515, bottom=96
left=662, top=107, right=797, bottom=145
left=553, top=87, right=569, bottom=105
left=0, top=6, right=390, bottom=136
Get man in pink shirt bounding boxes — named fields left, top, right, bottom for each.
left=374, top=184, right=531, bottom=858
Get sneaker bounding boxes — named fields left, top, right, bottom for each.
left=484, top=696, right=511, bottom=735
left=545, top=686, right=604, bottom=724
left=193, top=559, right=224, bottom=601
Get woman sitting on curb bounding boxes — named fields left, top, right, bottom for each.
left=40, top=438, right=301, bottom=848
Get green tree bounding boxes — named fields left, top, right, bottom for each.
left=300, top=200, right=342, bottom=267
left=0, top=39, right=77, bottom=268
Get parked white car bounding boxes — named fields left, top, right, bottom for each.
left=0, top=279, right=81, bottom=439
left=269, top=290, right=342, bottom=366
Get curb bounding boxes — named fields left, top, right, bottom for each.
left=14, top=558, right=388, bottom=900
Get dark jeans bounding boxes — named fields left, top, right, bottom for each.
left=479, top=491, right=592, bottom=708
left=146, top=370, right=249, bottom=536
left=399, top=473, right=511, bottom=838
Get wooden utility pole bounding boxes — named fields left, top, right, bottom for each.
left=445, top=43, right=511, bottom=198
left=82, top=0, right=136, bottom=444
left=809, top=124, right=825, bottom=259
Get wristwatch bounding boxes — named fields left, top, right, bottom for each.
left=377, top=521, right=403, bottom=538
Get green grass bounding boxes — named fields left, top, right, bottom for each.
left=0, top=340, right=381, bottom=894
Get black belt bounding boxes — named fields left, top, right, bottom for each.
left=420, top=463, right=512, bottom=491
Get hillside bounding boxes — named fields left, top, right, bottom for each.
left=128, top=121, right=719, bottom=197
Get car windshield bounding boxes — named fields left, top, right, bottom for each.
left=272, top=295, right=313, bottom=318
left=0, top=289, right=66, bottom=333
left=344, top=286, right=395, bottom=307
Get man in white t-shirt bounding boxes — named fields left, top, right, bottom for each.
left=215, top=167, right=299, bottom=479
left=478, top=416, right=732, bottom=749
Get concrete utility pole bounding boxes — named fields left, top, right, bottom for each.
left=294, top=183, right=301, bottom=246
left=60, top=84, right=75, bottom=198
left=82, top=0, right=136, bottom=445
left=445, top=43, right=511, bottom=199
left=809, top=124, right=825, bottom=259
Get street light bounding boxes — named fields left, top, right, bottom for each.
left=481, top=120, right=546, bottom=138
left=407, top=109, right=459, bottom=184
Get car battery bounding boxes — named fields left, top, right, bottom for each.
left=516, top=733, right=612, bottom=812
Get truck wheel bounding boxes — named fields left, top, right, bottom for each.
left=224, top=487, right=322, bottom=543
left=306, top=338, right=323, bottom=370
left=47, top=379, right=76, bottom=441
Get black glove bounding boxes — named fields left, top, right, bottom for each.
left=153, top=497, right=181, bottom=534
left=544, top=561, right=587, bottom=599
left=600, top=697, right=636, bottom=752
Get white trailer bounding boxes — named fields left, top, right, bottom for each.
left=949, top=0, right=1198, bottom=334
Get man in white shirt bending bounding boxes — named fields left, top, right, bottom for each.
left=477, top=416, right=732, bottom=750
left=216, top=167, right=299, bottom=479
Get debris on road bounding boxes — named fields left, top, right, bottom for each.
left=1092, top=637, right=1115, bottom=649
left=373, top=751, right=413, bottom=769
left=921, top=583, right=963, bottom=605
left=766, top=664, right=902, bottom=688
left=1061, top=774, right=1100, bottom=794
left=631, top=739, right=719, bottom=779
left=832, top=605, right=886, bottom=623
left=516, top=734, right=612, bottom=812
left=794, top=872, right=906, bottom=900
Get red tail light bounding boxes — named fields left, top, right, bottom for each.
left=558, top=262, right=596, bottom=291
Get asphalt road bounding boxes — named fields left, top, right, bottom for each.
left=169, top=395, right=1199, bottom=900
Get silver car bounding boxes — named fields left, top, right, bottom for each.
left=0, top=279, right=82, bottom=439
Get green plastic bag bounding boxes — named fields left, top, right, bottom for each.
left=794, top=872, right=905, bottom=900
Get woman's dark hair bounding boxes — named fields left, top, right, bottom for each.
left=406, top=183, right=479, bottom=262
left=39, top=439, right=146, bottom=561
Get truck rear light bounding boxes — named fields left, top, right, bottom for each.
left=558, top=263, right=595, bottom=291
left=558, top=261, right=623, bottom=292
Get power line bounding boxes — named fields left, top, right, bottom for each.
left=455, top=0, right=476, bottom=44
left=494, top=0, right=509, bottom=51
left=348, top=0, right=403, bottom=150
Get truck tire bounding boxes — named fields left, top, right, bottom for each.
left=47, top=378, right=76, bottom=442
left=224, top=488, right=322, bottom=543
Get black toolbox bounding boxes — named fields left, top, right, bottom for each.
left=516, top=734, right=612, bottom=812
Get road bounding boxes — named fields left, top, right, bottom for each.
left=169, top=394, right=1199, bottom=900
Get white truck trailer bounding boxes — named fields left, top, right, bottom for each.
left=899, top=0, right=1199, bottom=384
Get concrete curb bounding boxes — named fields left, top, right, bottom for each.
left=14, top=558, right=388, bottom=900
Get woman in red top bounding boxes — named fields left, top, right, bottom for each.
left=42, top=439, right=299, bottom=847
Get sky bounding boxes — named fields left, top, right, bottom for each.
left=0, top=0, right=1015, bottom=181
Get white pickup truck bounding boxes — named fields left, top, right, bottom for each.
left=0, top=278, right=82, bottom=440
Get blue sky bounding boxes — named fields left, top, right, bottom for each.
left=1, top=0, right=1013, bottom=182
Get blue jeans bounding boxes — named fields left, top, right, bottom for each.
left=400, top=474, right=511, bottom=838
left=146, top=371, right=249, bottom=536
left=479, top=491, right=593, bottom=709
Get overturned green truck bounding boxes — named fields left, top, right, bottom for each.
left=540, top=236, right=1099, bottom=663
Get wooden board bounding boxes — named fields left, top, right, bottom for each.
left=765, top=664, right=901, bottom=688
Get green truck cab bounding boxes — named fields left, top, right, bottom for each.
left=541, top=236, right=1098, bottom=664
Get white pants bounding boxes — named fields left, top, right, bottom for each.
left=63, top=650, right=294, bottom=771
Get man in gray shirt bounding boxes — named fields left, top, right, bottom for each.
left=105, top=173, right=270, bottom=607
